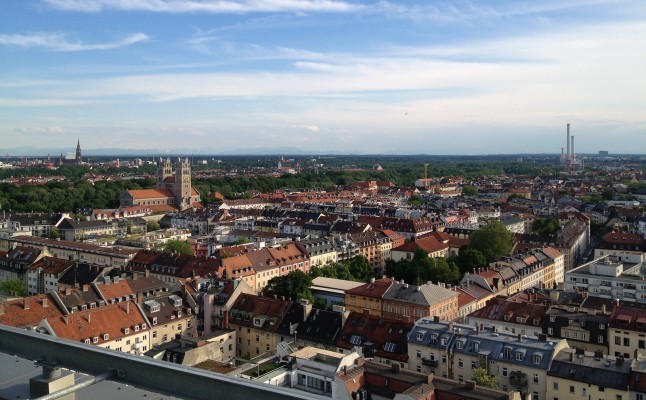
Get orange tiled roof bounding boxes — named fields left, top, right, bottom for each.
left=127, top=188, right=174, bottom=199
left=0, top=294, right=64, bottom=328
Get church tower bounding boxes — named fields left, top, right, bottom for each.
left=75, top=139, right=82, bottom=165
left=173, top=157, right=192, bottom=210
left=156, top=157, right=173, bottom=189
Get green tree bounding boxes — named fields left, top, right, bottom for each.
left=147, top=220, right=161, bottom=231
left=163, top=239, right=194, bottom=255
left=0, top=279, right=27, bottom=297
left=470, top=220, right=515, bottom=263
left=348, top=256, right=374, bottom=282
left=47, top=227, right=61, bottom=240
left=456, top=246, right=487, bottom=274
left=408, top=195, right=423, bottom=207
left=602, top=188, right=615, bottom=200
left=231, top=237, right=251, bottom=245
left=263, top=270, right=313, bottom=301
left=531, top=217, right=560, bottom=236
left=462, top=185, right=478, bottom=196
left=472, top=367, right=499, bottom=389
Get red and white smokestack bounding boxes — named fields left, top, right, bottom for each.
left=566, top=124, right=570, bottom=158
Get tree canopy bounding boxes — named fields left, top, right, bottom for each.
left=472, top=367, right=498, bottom=389
left=532, top=217, right=560, bottom=236
left=384, top=249, right=461, bottom=285
left=262, top=270, right=313, bottom=302
left=163, top=239, right=194, bottom=256
left=0, top=279, right=27, bottom=297
left=469, top=220, right=515, bottom=263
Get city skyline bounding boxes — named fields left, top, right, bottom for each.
left=1, top=0, right=645, bottom=155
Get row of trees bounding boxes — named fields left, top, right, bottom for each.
left=0, top=179, right=154, bottom=213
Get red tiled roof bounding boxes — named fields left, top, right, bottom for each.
left=346, top=278, right=395, bottom=298
left=336, top=311, right=411, bottom=362
left=127, top=189, right=174, bottom=200
left=0, top=294, right=64, bottom=328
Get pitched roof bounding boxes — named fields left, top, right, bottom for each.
left=0, top=294, right=64, bottom=328
left=336, top=311, right=412, bottom=362
left=127, top=189, right=175, bottom=200
left=383, top=282, right=458, bottom=306
left=45, top=301, right=148, bottom=343
left=346, top=277, right=395, bottom=299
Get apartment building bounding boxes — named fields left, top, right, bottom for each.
left=547, top=348, right=631, bottom=400
left=565, top=256, right=646, bottom=303
left=609, top=304, right=646, bottom=359
left=344, top=277, right=395, bottom=317
left=382, top=280, right=459, bottom=322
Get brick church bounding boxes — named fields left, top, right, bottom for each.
left=120, top=157, right=201, bottom=212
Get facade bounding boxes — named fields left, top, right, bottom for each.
left=295, top=238, right=337, bottom=268
left=228, top=293, right=292, bottom=359
left=9, top=235, right=137, bottom=267
left=344, top=277, right=395, bottom=317
left=565, top=256, right=646, bottom=303
left=544, top=308, right=609, bottom=354
left=609, top=305, right=646, bottom=359
left=310, top=277, right=364, bottom=309
left=408, top=317, right=569, bottom=400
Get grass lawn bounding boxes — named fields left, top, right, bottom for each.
left=243, top=361, right=282, bottom=377
left=193, top=360, right=237, bottom=374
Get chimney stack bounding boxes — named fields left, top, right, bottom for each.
left=24, top=298, right=30, bottom=310
left=566, top=123, right=570, bottom=158
left=42, top=298, right=48, bottom=308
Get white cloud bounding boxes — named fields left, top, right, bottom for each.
left=0, top=32, right=149, bottom=51
left=304, top=125, right=320, bottom=131
left=42, top=0, right=361, bottom=13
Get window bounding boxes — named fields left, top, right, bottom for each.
left=533, top=373, right=538, bottom=383
left=532, top=392, right=538, bottom=400
left=416, top=350, right=421, bottom=358
left=598, top=335, right=604, bottom=344
left=639, top=340, right=645, bottom=349
left=615, top=337, right=621, bottom=345
left=503, top=348, right=512, bottom=358
left=471, top=361, right=477, bottom=369
left=92, top=337, right=98, bottom=344
left=553, top=382, right=559, bottom=390
left=458, top=359, right=463, bottom=368
left=569, top=386, right=574, bottom=393
left=416, top=332, right=423, bottom=341
left=516, top=351, right=524, bottom=361
left=152, top=331, right=157, bottom=339
left=458, top=375, right=464, bottom=383
left=442, top=355, right=447, bottom=364
left=502, top=367, right=508, bottom=377
left=550, top=316, right=556, bottom=322
left=624, top=337, right=630, bottom=346
left=103, top=334, right=109, bottom=341
left=533, top=354, right=542, bottom=364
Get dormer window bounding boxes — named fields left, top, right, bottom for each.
left=92, top=337, right=99, bottom=344
left=503, top=347, right=512, bottom=358
left=533, top=354, right=542, bottom=364
left=84, top=339, right=91, bottom=344
left=516, top=351, right=524, bottom=361
left=142, top=323, right=147, bottom=329
left=124, top=328, right=130, bottom=334
left=103, top=333, right=109, bottom=340
left=416, top=332, right=423, bottom=341
left=431, top=334, right=438, bottom=344
left=134, top=324, right=140, bottom=332
left=152, top=317, right=157, bottom=325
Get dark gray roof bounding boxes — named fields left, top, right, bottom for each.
left=548, top=349, right=631, bottom=390
left=383, top=282, right=457, bottom=306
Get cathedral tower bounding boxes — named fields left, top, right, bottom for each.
left=173, top=157, right=192, bottom=210
left=75, top=139, right=82, bottom=165
left=156, top=157, right=173, bottom=189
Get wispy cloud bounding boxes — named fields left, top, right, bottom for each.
left=42, top=0, right=361, bottom=13
left=0, top=32, right=149, bottom=51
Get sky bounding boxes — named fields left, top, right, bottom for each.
left=1, top=0, right=645, bottom=155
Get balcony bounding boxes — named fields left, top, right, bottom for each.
left=421, top=357, right=438, bottom=367
left=509, top=371, right=528, bottom=388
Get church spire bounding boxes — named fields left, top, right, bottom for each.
left=75, top=138, right=82, bottom=164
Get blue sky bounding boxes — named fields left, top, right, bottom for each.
left=1, top=0, right=645, bottom=155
